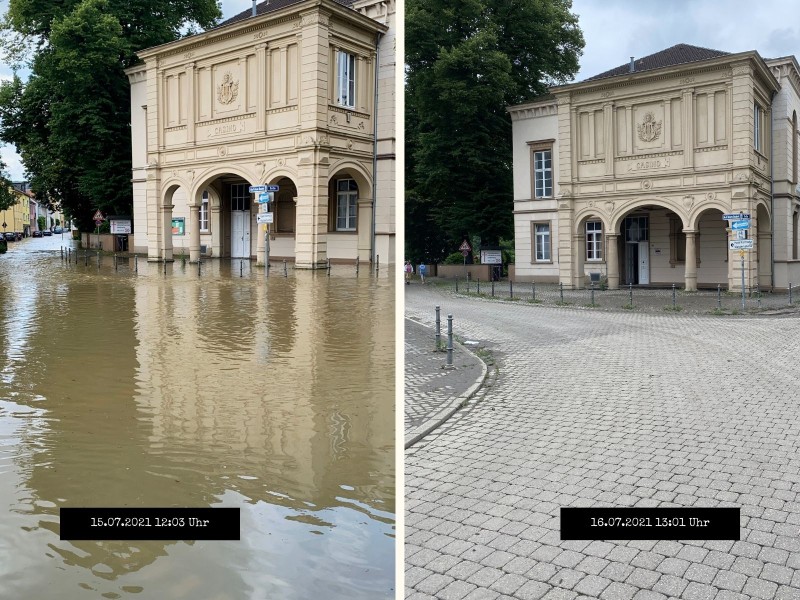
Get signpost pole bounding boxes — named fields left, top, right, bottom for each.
left=741, top=253, right=746, bottom=311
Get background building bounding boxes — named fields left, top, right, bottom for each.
left=126, top=0, right=395, bottom=268
left=510, top=44, right=800, bottom=291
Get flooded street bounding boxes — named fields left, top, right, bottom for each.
left=0, top=235, right=395, bottom=599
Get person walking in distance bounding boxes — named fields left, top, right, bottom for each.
left=404, top=260, right=413, bottom=284
left=418, top=262, right=427, bottom=284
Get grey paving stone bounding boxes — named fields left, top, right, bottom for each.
left=742, top=576, right=779, bottom=599
left=514, top=580, right=551, bottom=600
left=651, top=574, right=688, bottom=597
left=573, top=575, right=611, bottom=597
left=681, top=582, right=718, bottom=600
left=489, top=573, right=528, bottom=596
left=631, top=591, right=667, bottom=600
left=598, top=581, right=638, bottom=600
left=438, top=580, right=478, bottom=600
left=548, top=568, right=585, bottom=590
left=466, top=567, right=505, bottom=588
left=684, top=563, right=718, bottom=585
left=463, top=589, right=501, bottom=600
left=759, top=562, right=793, bottom=585
left=710, top=570, right=747, bottom=593
left=416, top=573, right=455, bottom=595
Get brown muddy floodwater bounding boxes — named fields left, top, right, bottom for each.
left=0, top=235, right=394, bottom=599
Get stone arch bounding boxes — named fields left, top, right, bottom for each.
left=327, top=160, right=372, bottom=194
left=191, top=165, right=257, bottom=206
left=328, top=161, right=373, bottom=263
left=687, top=201, right=731, bottom=230
left=756, top=202, right=772, bottom=288
left=609, top=197, right=689, bottom=233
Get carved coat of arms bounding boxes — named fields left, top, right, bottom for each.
left=637, top=111, right=662, bottom=142
left=217, top=72, right=239, bottom=105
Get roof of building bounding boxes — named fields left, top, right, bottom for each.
left=584, top=43, right=731, bottom=82
left=217, top=0, right=355, bottom=28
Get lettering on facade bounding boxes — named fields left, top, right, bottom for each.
left=208, top=121, right=246, bottom=137
left=253, top=31, right=268, bottom=40
left=600, top=91, right=614, bottom=98
left=184, top=51, right=195, bottom=59
left=627, top=158, right=670, bottom=172
left=217, top=72, right=239, bottom=105
left=679, top=77, right=695, bottom=85
left=637, top=112, right=662, bottom=142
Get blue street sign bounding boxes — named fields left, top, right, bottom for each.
left=731, top=219, right=750, bottom=230
left=722, top=213, right=751, bottom=220
left=258, top=192, right=273, bottom=204
left=265, top=185, right=279, bottom=192
left=249, top=185, right=280, bottom=194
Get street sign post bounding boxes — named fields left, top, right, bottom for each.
left=249, top=185, right=280, bottom=193
left=258, top=192, right=273, bottom=204
left=731, top=219, right=750, bottom=230
left=459, top=240, right=472, bottom=279
left=729, top=239, right=754, bottom=250
left=722, top=213, right=751, bottom=220
left=257, top=212, right=273, bottom=224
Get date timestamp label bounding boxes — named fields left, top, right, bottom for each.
left=60, top=508, right=240, bottom=540
left=561, top=507, right=739, bottom=540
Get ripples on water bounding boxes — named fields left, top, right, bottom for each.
left=0, top=237, right=395, bottom=599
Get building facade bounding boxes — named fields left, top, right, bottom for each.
left=0, top=188, right=30, bottom=237
left=126, top=0, right=395, bottom=268
left=510, top=44, right=800, bottom=290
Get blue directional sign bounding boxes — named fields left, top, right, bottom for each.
left=731, top=219, right=750, bottom=230
left=722, top=213, right=751, bottom=220
left=258, top=192, right=273, bottom=204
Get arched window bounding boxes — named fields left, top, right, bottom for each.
left=200, top=190, right=209, bottom=232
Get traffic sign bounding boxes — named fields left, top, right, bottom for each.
left=723, top=213, right=751, bottom=220
left=93, top=209, right=105, bottom=222
left=257, top=212, right=274, bottom=224
left=258, top=192, right=273, bottom=204
left=249, top=185, right=280, bottom=193
left=735, top=229, right=746, bottom=240
left=729, top=240, right=754, bottom=250
left=731, top=219, right=750, bottom=230
left=459, top=240, right=472, bottom=252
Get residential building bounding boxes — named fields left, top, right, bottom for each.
left=510, top=44, right=800, bottom=290
left=125, top=0, right=396, bottom=268
left=0, top=188, right=30, bottom=237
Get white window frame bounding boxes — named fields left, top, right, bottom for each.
left=586, top=221, right=602, bottom=261
left=200, top=190, right=209, bottom=232
left=231, top=183, right=250, bottom=211
left=336, top=179, right=358, bottom=231
left=533, top=149, right=553, bottom=198
left=337, top=51, right=356, bottom=109
left=754, top=102, right=762, bottom=152
left=534, top=222, right=551, bottom=262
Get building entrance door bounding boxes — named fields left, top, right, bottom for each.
left=638, top=240, right=650, bottom=285
left=623, top=215, right=649, bottom=285
left=231, top=211, right=250, bottom=258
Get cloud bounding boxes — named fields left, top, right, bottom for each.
left=1, top=145, right=25, bottom=181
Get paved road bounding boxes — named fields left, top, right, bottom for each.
left=405, top=317, right=486, bottom=446
left=405, top=285, right=800, bottom=600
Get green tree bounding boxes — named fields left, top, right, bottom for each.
left=37, top=215, right=45, bottom=231
left=0, top=159, right=14, bottom=212
left=405, top=0, right=584, bottom=262
left=0, top=0, right=220, bottom=230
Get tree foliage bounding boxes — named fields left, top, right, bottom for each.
left=0, top=158, right=15, bottom=212
left=0, top=0, right=220, bottom=230
left=405, top=0, right=584, bottom=264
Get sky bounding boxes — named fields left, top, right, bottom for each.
left=3, top=0, right=800, bottom=179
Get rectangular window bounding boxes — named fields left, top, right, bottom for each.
left=534, top=223, right=551, bottom=262
left=754, top=103, right=761, bottom=152
left=533, top=149, right=553, bottom=198
left=337, top=51, right=356, bottom=108
left=336, top=179, right=358, bottom=231
left=200, top=191, right=209, bottom=232
left=586, top=221, right=602, bottom=260
left=231, top=184, right=250, bottom=211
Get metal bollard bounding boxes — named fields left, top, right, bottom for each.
left=756, top=284, right=761, bottom=308
left=240, top=259, right=243, bottom=277
left=532, top=281, right=536, bottom=302
left=114, top=253, right=118, bottom=271
left=591, top=281, right=595, bottom=305
left=61, top=246, right=64, bottom=260
left=435, top=306, right=442, bottom=350
left=629, top=283, right=633, bottom=307
left=198, top=259, right=201, bottom=276
left=327, top=258, right=331, bottom=276
left=672, top=283, right=676, bottom=308
left=510, top=280, right=513, bottom=299
left=376, top=254, right=379, bottom=275
left=790, top=283, right=794, bottom=305
left=85, top=252, right=88, bottom=267
left=455, top=279, right=459, bottom=293
left=356, top=256, right=359, bottom=275
left=182, top=251, right=186, bottom=267
left=560, top=282, right=564, bottom=303
left=163, top=259, right=166, bottom=276
left=717, top=284, right=721, bottom=308
left=97, top=250, right=100, bottom=269
left=283, top=259, right=287, bottom=277
left=446, top=314, right=453, bottom=367
left=135, top=254, right=138, bottom=273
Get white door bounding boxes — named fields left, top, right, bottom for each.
left=638, top=240, right=650, bottom=285
left=231, top=211, right=250, bottom=258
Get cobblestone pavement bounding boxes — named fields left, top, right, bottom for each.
left=405, top=316, right=486, bottom=446
left=405, top=285, right=800, bottom=600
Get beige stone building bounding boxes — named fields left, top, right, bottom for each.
left=510, top=44, right=800, bottom=290
left=126, top=0, right=395, bottom=268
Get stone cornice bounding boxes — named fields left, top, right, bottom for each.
left=507, top=102, right=558, bottom=120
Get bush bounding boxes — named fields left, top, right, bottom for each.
left=442, top=251, right=468, bottom=265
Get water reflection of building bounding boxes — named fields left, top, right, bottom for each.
left=131, top=271, right=394, bottom=514
left=126, top=0, right=396, bottom=269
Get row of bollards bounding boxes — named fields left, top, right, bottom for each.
left=433, top=306, right=453, bottom=367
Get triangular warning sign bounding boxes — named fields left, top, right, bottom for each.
left=459, top=240, right=471, bottom=252
left=93, top=210, right=104, bottom=221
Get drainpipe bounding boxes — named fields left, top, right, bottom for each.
left=770, top=89, right=776, bottom=289
left=371, top=32, right=382, bottom=265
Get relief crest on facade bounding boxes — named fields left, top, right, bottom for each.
left=216, top=72, right=239, bottom=105
left=637, top=112, right=662, bottom=142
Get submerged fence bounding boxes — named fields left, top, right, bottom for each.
left=449, top=279, right=798, bottom=314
